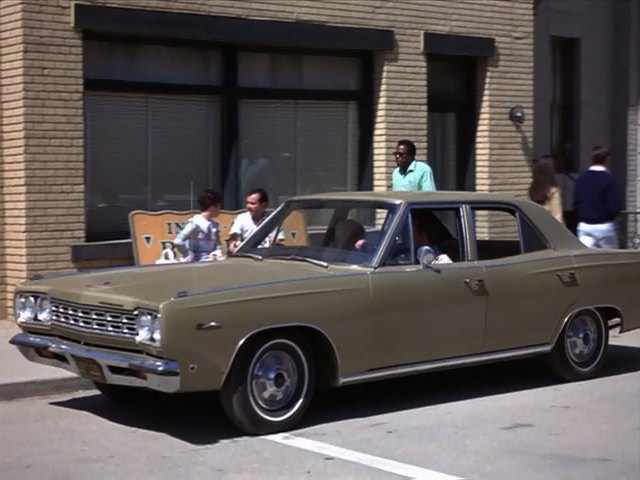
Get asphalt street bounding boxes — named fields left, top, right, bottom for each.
left=1, top=330, right=639, bottom=480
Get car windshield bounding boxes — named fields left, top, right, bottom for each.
left=235, top=199, right=399, bottom=267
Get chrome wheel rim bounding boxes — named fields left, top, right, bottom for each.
left=565, top=312, right=602, bottom=368
left=248, top=340, right=308, bottom=421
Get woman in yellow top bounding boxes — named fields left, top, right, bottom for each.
left=528, top=158, right=564, bottom=224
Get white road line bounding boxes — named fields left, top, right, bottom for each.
left=265, top=433, right=462, bottom=480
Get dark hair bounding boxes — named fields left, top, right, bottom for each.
left=198, top=189, right=222, bottom=211
left=528, top=158, right=558, bottom=204
left=247, top=188, right=269, bottom=204
left=334, top=218, right=364, bottom=249
left=592, top=146, right=610, bottom=165
left=396, top=139, right=416, bottom=157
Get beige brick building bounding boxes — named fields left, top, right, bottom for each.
left=1, top=0, right=538, bottom=318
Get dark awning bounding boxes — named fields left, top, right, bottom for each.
left=74, top=3, right=394, bottom=51
left=423, top=32, right=495, bottom=57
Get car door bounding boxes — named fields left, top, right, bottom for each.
left=470, top=206, right=580, bottom=352
left=368, top=206, right=487, bottom=368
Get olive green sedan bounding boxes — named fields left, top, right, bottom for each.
left=10, top=191, right=640, bottom=434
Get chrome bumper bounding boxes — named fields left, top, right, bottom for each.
left=10, top=333, right=181, bottom=393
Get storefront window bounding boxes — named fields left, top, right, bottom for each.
left=83, top=40, right=365, bottom=242
left=85, top=92, right=221, bottom=241
left=239, top=100, right=359, bottom=206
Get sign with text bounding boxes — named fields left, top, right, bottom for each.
left=129, top=210, right=241, bottom=265
left=129, top=209, right=308, bottom=265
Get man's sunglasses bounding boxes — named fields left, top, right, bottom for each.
left=393, top=151, right=408, bottom=157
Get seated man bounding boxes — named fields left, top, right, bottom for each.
left=411, top=213, right=453, bottom=264
left=333, top=218, right=367, bottom=251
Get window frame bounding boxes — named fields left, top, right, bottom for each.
left=378, top=202, right=468, bottom=267
left=466, top=203, right=551, bottom=261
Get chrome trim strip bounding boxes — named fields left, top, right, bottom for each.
left=372, top=262, right=483, bottom=275
left=196, top=321, right=221, bottom=331
left=10, top=333, right=180, bottom=392
left=220, top=323, right=341, bottom=387
left=338, top=344, right=551, bottom=386
left=608, top=317, right=622, bottom=328
left=461, top=204, right=475, bottom=261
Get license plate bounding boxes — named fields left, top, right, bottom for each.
left=74, top=356, right=105, bottom=382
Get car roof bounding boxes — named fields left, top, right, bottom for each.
left=293, top=190, right=531, bottom=206
left=291, top=190, right=586, bottom=250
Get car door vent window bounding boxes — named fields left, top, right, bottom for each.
left=520, top=215, right=549, bottom=253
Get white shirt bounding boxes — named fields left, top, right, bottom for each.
left=229, top=211, right=284, bottom=248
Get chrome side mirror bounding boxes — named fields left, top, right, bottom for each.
left=416, top=245, right=436, bottom=268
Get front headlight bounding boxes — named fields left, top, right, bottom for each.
left=16, top=293, right=53, bottom=324
left=36, top=296, right=52, bottom=324
left=16, top=294, right=36, bottom=323
left=135, top=310, right=161, bottom=346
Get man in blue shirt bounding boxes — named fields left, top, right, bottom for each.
left=392, top=139, right=436, bottom=191
left=573, top=146, right=622, bottom=249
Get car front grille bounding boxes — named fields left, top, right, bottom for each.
left=51, top=299, right=137, bottom=338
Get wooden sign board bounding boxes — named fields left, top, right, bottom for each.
left=128, top=210, right=241, bottom=265
left=128, top=209, right=308, bottom=265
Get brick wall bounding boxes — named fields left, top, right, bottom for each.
left=67, top=0, right=535, bottom=191
left=0, top=0, right=535, bottom=318
left=1, top=0, right=27, bottom=319
left=1, top=0, right=85, bottom=319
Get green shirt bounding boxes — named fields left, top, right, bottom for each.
left=392, top=160, right=436, bottom=191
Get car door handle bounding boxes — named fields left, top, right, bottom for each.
left=464, top=278, right=486, bottom=295
left=556, top=271, right=578, bottom=286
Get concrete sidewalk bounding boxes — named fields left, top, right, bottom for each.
left=0, top=320, right=93, bottom=401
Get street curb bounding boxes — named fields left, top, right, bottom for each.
left=0, top=377, right=95, bottom=402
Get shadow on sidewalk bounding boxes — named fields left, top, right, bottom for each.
left=50, top=343, right=640, bottom=445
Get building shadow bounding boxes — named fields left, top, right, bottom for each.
left=50, top=343, right=640, bottom=445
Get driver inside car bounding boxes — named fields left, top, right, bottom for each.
left=411, top=213, right=453, bottom=264
left=333, top=218, right=367, bottom=251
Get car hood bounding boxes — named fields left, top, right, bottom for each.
left=28, top=258, right=353, bottom=309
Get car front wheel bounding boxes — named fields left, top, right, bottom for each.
left=548, top=309, right=608, bottom=381
left=220, top=334, right=315, bottom=435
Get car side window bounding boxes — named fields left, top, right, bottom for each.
left=410, top=207, right=464, bottom=263
left=471, top=207, right=549, bottom=260
left=383, top=207, right=465, bottom=265
left=520, top=215, right=549, bottom=253
left=471, top=208, right=521, bottom=260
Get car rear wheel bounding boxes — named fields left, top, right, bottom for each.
left=548, top=309, right=608, bottom=381
left=220, top=334, right=315, bottom=435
